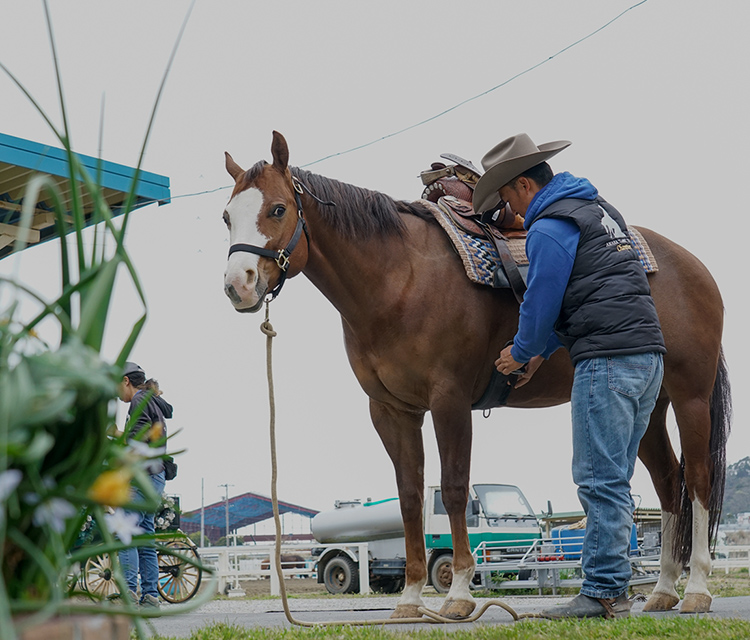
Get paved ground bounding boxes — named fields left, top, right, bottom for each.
left=145, top=595, right=750, bottom=637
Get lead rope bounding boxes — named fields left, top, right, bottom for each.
left=260, top=300, right=533, bottom=626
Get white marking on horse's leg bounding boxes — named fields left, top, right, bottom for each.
left=446, top=566, right=474, bottom=600
left=445, top=564, right=474, bottom=604
left=397, top=579, right=427, bottom=608
left=685, top=498, right=712, bottom=597
left=650, top=510, right=682, bottom=599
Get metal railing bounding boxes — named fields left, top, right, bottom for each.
left=471, top=535, right=661, bottom=595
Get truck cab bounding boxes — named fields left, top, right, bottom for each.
left=425, top=483, right=542, bottom=592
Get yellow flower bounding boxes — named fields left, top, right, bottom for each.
left=147, top=422, right=164, bottom=442
left=88, top=468, right=133, bottom=507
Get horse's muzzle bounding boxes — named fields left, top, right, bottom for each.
left=224, top=282, right=266, bottom=313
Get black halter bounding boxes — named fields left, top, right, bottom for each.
left=227, top=176, right=333, bottom=301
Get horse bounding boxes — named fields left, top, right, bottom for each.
left=222, top=131, right=730, bottom=618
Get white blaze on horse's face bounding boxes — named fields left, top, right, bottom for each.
left=223, top=187, right=269, bottom=312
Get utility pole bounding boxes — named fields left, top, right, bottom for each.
left=218, top=483, right=234, bottom=545
left=200, top=478, right=205, bottom=547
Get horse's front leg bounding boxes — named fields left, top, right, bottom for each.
left=432, top=396, right=476, bottom=620
left=369, top=399, right=428, bottom=619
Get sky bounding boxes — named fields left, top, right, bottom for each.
left=1, top=1, right=748, bottom=530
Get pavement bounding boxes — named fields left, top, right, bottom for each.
left=145, top=595, right=750, bottom=637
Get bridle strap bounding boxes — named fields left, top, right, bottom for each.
left=227, top=176, right=330, bottom=301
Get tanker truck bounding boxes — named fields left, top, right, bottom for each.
left=311, top=483, right=542, bottom=594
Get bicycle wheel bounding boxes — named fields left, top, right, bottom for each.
left=157, top=540, right=202, bottom=603
left=83, top=553, right=119, bottom=599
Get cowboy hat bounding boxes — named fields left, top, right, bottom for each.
left=473, top=133, right=571, bottom=213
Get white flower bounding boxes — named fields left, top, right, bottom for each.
left=105, top=508, right=143, bottom=545
left=0, top=469, right=22, bottom=502
left=127, top=441, right=152, bottom=457
left=127, top=441, right=166, bottom=474
left=32, top=498, right=77, bottom=533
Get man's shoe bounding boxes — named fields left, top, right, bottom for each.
left=109, top=590, right=139, bottom=605
left=539, top=593, right=632, bottom=619
left=140, top=593, right=160, bottom=609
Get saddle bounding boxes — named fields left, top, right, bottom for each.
left=421, top=155, right=529, bottom=304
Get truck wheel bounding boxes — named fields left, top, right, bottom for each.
left=430, top=554, right=453, bottom=594
left=323, top=556, right=360, bottom=594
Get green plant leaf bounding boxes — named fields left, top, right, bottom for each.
left=76, top=259, right=120, bottom=350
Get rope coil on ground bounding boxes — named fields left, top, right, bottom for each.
left=261, top=300, right=530, bottom=626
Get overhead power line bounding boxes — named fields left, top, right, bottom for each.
left=169, top=0, right=650, bottom=202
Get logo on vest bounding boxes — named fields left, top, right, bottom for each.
left=599, top=205, right=627, bottom=239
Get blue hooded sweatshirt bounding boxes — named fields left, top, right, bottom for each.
left=510, top=172, right=599, bottom=364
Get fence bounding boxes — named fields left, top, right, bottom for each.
left=197, top=542, right=317, bottom=595
left=713, top=544, right=750, bottom=573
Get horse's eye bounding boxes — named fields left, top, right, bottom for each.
left=222, top=211, right=231, bottom=228
left=271, top=205, right=286, bottom=218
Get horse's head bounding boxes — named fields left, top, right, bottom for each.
left=222, top=131, right=309, bottom=313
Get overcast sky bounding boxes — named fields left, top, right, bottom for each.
left=1, top=1, right=748, bottom=525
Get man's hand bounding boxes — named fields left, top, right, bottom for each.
left=514, top=355, right=544, bottom=388
left=495, top=347, right=544, bottom=388
left=495, top=344, right=525, bottom=375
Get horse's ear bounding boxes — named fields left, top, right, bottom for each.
left=225, top=152, right=244, bottom=182
left=271, top=131, right=289, bottom=171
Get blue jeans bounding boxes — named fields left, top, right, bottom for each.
left=118, top=471, right=166, bottom=598
left=571, top=352, right=663, bottom=599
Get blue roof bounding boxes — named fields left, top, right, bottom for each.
left=180, top=492, right=319, bottom=542
left=0, top=132, right=171, bottom=259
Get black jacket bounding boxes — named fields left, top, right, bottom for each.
left=534, top=197, right=666, bottom=363
left=127, top=390, right=173, bottom=443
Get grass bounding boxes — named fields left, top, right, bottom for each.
left=144, top=617, right=750, bottom=640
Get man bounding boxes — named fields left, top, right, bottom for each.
left=473, top=133, right=665, bottom=619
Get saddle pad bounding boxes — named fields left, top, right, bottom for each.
left=423, top=199, right=527, bottom=286
left=423, top=199, right=658, bottom=286
left=629, top=227, right=659, bottom=274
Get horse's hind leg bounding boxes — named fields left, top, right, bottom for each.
left=641, top=387, right=719, bottom=614
left=672, top=393, right=715, bottom=613
left=638, top=396, right=683, bottom=611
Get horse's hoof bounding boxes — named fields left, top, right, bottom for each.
left=390, top=604, right=422, bottom=619
left=643, top=592, right=680, bottom=612
left=680, top=593, right=712, bottom=613
left=438, top=598, right=476, bottom=620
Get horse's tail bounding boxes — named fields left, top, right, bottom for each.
left=675, top=347, right=732, bottom=566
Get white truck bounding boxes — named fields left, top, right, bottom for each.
left=311, top=483, right=542, bottom=594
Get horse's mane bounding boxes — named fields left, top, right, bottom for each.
left=290, top=166, right=435, bottom=240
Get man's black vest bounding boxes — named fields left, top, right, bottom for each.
left=533, top=197, right=666, bottom=364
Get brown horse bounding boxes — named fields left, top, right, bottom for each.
left=222, top=132, right=730, bottom=618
